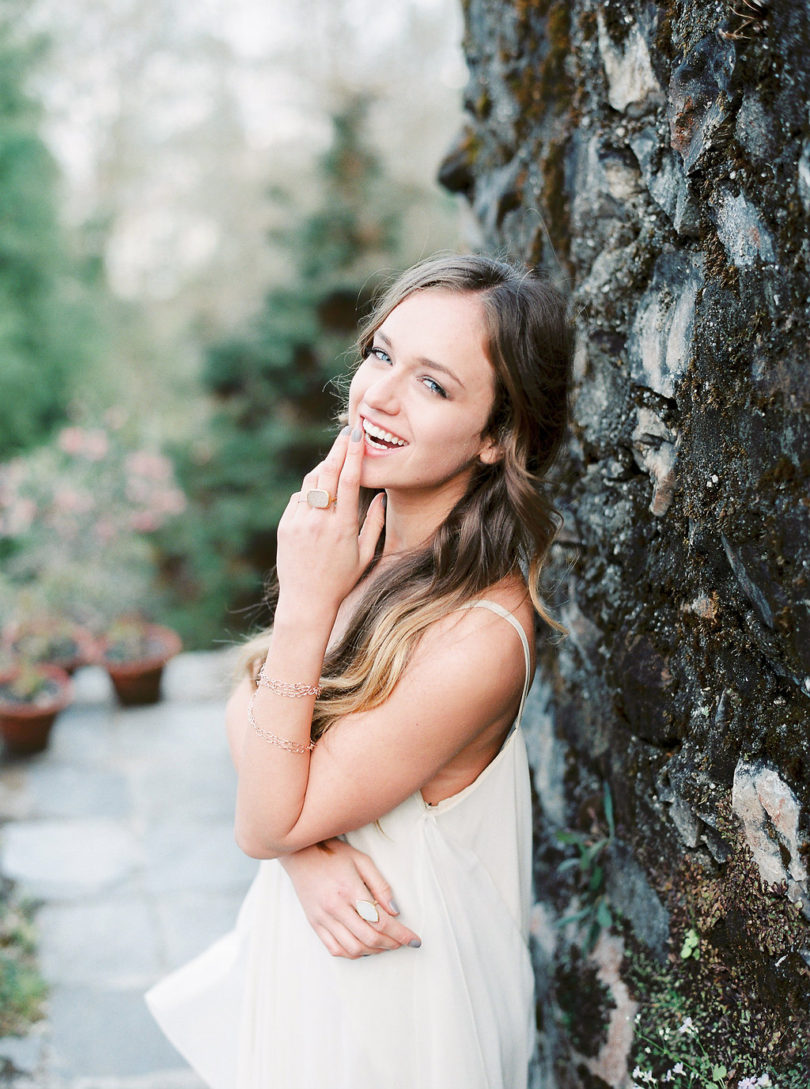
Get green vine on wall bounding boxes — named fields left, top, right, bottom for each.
left=624, top=800, right=810, bottom=1086
left=555, top=781, right=615, bottom=953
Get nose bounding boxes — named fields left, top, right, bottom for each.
left=362, top=369, right=402, bottom=415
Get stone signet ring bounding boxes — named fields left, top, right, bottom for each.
left=355, top=899, right=380, bottom=924
left=306, top=488, right=336, bottom=509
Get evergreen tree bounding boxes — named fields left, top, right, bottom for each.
left=166, top=98, right=419, bottom=642
left=0, top=3, right=99, bottom=457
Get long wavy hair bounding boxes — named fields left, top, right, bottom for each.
left=241, top=254, right=572, bottom=739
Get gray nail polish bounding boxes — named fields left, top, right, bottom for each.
left=351, top=427, right=362, bottom=442
left=341, top=425, right=351, bottom=435
left=408, top=938, right=422, bottom=949
left=388, top=899, right=399, bottom=915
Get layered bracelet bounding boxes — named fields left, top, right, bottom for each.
left=257, top=665, right=321, bottom=699
left=247, top=666, right=319, bottom=755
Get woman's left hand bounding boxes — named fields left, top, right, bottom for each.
left=274, top=427, right=386, bottom=617
left=280, top=838, right=422, bottom=959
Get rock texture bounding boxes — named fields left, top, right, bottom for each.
left=443, top=1, right=810, bottom=1083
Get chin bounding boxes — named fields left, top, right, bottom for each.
left=359, top=466, right=390, bottom=490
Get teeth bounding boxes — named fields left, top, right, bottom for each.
left=362, top=419, right=406, bottom=446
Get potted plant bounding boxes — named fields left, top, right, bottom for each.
left=99, top=617, right=182, bottom=706
left=2, top=613, right=97, bottom=674
left=0, top=662, right=74, bottom=755
left=0, top=420, right=186, bottom=641
left=0, top=419, right=187, bottom=705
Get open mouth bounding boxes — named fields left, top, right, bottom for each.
left=362, top=417, right=408, bottom=451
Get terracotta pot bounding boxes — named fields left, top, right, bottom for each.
left=101, top=624, right=182, bottom=706
left=0, top=665, right=74, bottom=755
left=5, top=622, right=97, bottom=675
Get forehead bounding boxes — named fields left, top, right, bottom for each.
left=379, top=289, right=494, bottom=392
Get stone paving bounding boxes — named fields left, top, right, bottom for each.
left=0, top=652, right=256, bottom=1089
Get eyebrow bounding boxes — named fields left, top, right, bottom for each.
left=375, top=330, right=466, bottom=390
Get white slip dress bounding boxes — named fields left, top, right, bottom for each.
left=146, top=600, right=535, bottom=1089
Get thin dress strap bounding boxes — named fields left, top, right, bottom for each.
left=459, top=599, right=533, bottom=728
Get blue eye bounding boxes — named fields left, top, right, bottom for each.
left=422, top=377, right=447, bottom=398
left=364, top=344, right=391, bottom=364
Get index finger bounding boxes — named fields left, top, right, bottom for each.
left=335, top=425, right=365, bottom=509
left=315, top=426, right=352, bottom=486
left=324, top=424, right=352, bottom=460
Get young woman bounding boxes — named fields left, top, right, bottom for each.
left=147, top=254, right=572, bottom=1089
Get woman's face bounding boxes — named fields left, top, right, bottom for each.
left=348, top=288, right=499, bottom=503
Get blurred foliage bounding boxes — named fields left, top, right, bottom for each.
left=162, top=98, right=425, bottom=646
left=0, top=880, right=46, bottom=1037
left=0, top=2, right=105, bottom=458
left=0, top=423, right=186, bottom=633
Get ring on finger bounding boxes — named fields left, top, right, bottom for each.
left=307, top=488, right=337, bottom=509
left=355, top=899, right=379, bottom=924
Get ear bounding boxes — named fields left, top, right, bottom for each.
left=478, top=436, right=503, bottom=465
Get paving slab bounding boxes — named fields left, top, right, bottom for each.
left=0, top=819, right=142, bottom=900
left=24, top=765, right=131, bottom=821
left=0, top=650, right=252, bottom=1089
left=47, top=985, right=186, bottom=1078
left=141, top=819, right=254, bottom=896
left=36, top=895, right=162, bottom=987
left=152, top=889, right=246, bottom=967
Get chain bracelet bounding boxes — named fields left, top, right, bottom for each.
left=257, top=666, right=322, bottom=699
left=248, top=688, right=315, bottom=754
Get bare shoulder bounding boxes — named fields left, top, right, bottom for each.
left=411, top=575, right=535, bottom=682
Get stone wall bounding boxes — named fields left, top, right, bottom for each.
left=441, top=1, right=810, bottom=1084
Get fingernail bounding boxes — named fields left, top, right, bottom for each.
left=381, top=492, right=387, bottom=510
left=388, top=899, right=399, bottom=915
left=341, top=425, right=351, bottom=436
left=408, top=938, right=422, bottom=949
left=351, top=427, right=362, bottom=442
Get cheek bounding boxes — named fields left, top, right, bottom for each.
left=347, top=373, right=365, bottom=418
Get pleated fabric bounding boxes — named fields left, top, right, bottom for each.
left=146, top=601, right=535, bottom=1089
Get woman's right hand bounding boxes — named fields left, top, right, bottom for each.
left=280, top=839, right=421, bottom=959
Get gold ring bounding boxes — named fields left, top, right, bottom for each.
left=306, top=488, right=336, bottom=509
left=355, top=899, right=379, bottom=924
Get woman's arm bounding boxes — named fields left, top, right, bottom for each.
left=228, top=659, right=422, bottom=959
left=231, top=428, right=527, bottom=857
left=230, top=599, right=527, bottom=857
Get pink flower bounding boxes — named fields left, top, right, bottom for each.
left=156, top=488, right=186, bottom=514
left=131, top=510, right=160, bottom=533
left=58, top=426, right=86, bottom=455
left=54, top=488, right=93, bottom=514
left=57, top=426, right=109, bottom=460
left=0, top=496, right=36, bottom=537
left=94, top=517, right=118, bottom=543
left=126, top=450, right=171, bottom=481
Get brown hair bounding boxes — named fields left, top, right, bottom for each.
left=243, top=254, right=572, bottom=738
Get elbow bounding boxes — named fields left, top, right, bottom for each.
left=233, top=821, right=293, bottom=860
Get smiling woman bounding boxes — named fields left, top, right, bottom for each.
left=350, top=289, right=502, bottom=513
left=146, top=253, right=573, bottom=1089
